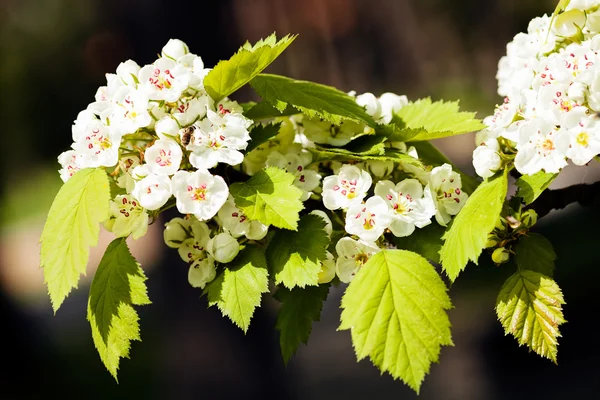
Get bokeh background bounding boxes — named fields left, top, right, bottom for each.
left=2, top=0, right=600, bottom=399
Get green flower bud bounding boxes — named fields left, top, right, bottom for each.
left=485, top=234, right=501, bottom=249
left=364, top=160, right=395, bottom=178
left=520, top=209, right=538, bottom=228
left=163, top=217, right=190, bottom=248
left=188, top=257, right=216, bottom=289
left=553, top=9, right=586, bottom=41
left=492, top=247, right=510, bottom=264
left=207, top=232, right=240, bottom=263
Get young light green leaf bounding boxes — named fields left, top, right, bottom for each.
left=409, top=141, right=480, bottom=194
left=205, top=246, right=269, bottom=333
left=266, top=214, right=329, bottom=289
left=275, top=284, right=330, bottom=364
left=496, top=269, right=565, bottom=363
left=389, top=98, right=484, bottom=142
left=246, top=122, right=282, bottom=153
left=204, top=34, right=296, bottom=102
left=244, top=101, right=300, bottom=120
left=250, top=73, right=376, bottom=126
left=515, top=233, right=556, bottom=277
left=515, top=171, right=558, bottom=205
left=440, top=170, right=508, bottom=281
left=391, top=223, right=446, bottom=264
left=41, top=168, right=111, bottom=312
left=87, top=238, right=151, bottom=380
left=339, top=250, right=453, bottom=393
left=230, top=167, right=304, bottom=230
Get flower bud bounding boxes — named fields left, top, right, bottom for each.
left=553, top=9, right=586, bottom=40
left=492, top=247, right=510, bottom=264
left=506, top=215, right=521, bottom=229
left=520, top=209, right=538, bottom=228
left=473, top=140, right=502, bottom=179
left=164, top=218, right=190, bottom=248
left=162, top=39, right=189, bottom=60
left=485, top=234, right=501, bottom=249
left=207, top=232, right=239, bottom=263
left=364, top=160, right=395, bottom=178
left=188, top=257, right=216, bottom=289
left=318, top=252, right=336, bottom=284
left=310, top=210, right=333, bottom=237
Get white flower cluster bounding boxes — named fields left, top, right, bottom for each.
left=474, top=2, right=600, bottom=178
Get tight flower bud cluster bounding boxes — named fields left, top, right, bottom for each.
left=475, top=2, right=600, bottom=178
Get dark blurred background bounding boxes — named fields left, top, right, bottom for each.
left=2, top=0, right=600, bottom=399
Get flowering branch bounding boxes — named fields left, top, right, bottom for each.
left=529, top=180, right=600, bottom=219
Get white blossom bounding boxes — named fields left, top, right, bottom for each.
left=106, top=195, right=148, bottom=240
left=161, top=39, right=189, bottom=60
left=318, top=251, right=336, bottom=284
left=207, top=232, right=239, bottom=263
left=138, top=58, right=191, bottom=102
left=172, top=170, right=229, bottom=221
left=132, top=173, right=172, bottom=211
left=345, top=196, right=392, bottom=242
left=514, top=120, right=569, bottom=174
left=335, top=237, right=380, bottom=283
left=428, top=164, right=468, bottom=226
left=58, top=150, right=81, bottom=182
left=188, top=258, right=216, bottom=289
left=217, top=196, right=268, bottom=240
left=71, top=119, right=121, bottom=168
left=566, top=115, right=600, bottom=165
left=144, top=138, right=183, bottom=175
left=108, top=87, right=152, bottom=135
left=473, top=139, right=502, bottom=179
left=322, top=165, right=372, bottom=210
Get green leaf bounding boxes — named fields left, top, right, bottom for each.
left=496, top=269, right=566, bottom=363
left=515, top=233, right=556, bottom=277
left=339, top=250, right=453, bottom=393
left=204, top=34, right=296, bottom=102
left=275, top=284, right=330, bottom=364
left=515, top=171, right=558, bottom=205
left=390, top=223, right=446, bottom=264
left=250, top=73, right=376, bottom=127
left=389, top=98, right=484, bottom=142
left=40, top=168, right=111, bottom=312
left=244, top=101, right=300, bottom=120
left=87, top=238, right=151, bottom=380
left=409, top=141, right=480, bottom=194
left=266, top=214, right=329, bottom=289
left=230, top=167, right=304, bottom=230
left=205, top=246, right=269, bottom=332
left=440, top=170, right=508, bottom=281
left=246, top=122, right=282, bottom=153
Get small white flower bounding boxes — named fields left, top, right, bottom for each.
left=177, top=220, right=212, bottom=263
left=116, top=155, right=141, bottom=192
left=303, top=117, right=370, bottom=146
left=363, top=160, right=395, bottom=178
left=172, top=170, right=229, bottom=221
left=345, top=196, right=392, bottom=242
left=473, top=139, right=502, bottom=179
left=161, top=39, right=189, bottom=60
left=171, top=94, right=211, bottom=126
left=138, top=58, right=191, bottom=102
left=322, top=165, right=372, bottom=210
left=217, top=196, right=268, bottom=240
left=108, top=87, right=152, bottom=135
left=57, top=150, right=81, bottom=182
left=188, top=257, right=216, bottom=289
left=378, top=92, right=408, bottom=124
left=428, top=164, right=469, bottom=226
left=144, top=138, right=183, bottom=175
left=318, top=251, right=336, bottom=284
left=154, top=116, right=181, bottom=141
left=514, top=120, right=569, bottom=174
left=335, top=237, right=380, bottom=283
left=566, top=116, right=600, bottom=165
left=207, top=232, right=239, bottom=263
left=107, top=195, right=148, bottom=240
left=132, top=173, right=172, bottom=211
left=374, top=179, right=435, bottom=237
left=116, top=60, right=141, bottom=87
left=355, top=92, right=382, bottom=119
left=72, top=119, right=121, bottom=168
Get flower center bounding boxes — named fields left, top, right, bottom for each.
left=149, top=68, right=174, bottom=90
left=576, top=132, right=589, bottom=147
left=156, top=149, right=172, bottom=167
left=332, top=178, right=358, bottom=199
left=540, top=138, right=555, bottom=156
left=355, top=252, right=369, bottom=265
left=188, top=184, right=207, bottom=201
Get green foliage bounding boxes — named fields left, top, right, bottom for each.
left=246, top=122, right=282, bottom=153
left=409, top=141, right=480, bottom=194
left=389, top=98, right=484, bottom=142
left=339, top=250, right=453, bottom=393
left=440, top=170, right=508, bottom=281
left=87, top=238, right=151, bottom=380
left=40, top=168, right=111, bottom=312
left=275, top=284, right=330, bottom=364
left=496, top=269, right=566, bottom=363
left=250, top=73, right=376, bottom=126
left=205, top=246, right=269, bottom=332
left=516, top=172, right=558, bottom=205
left=230, top=167, right=304, bottom=230
left=391, top=223, right=446, bottom=264
left=515, top=233, right=556, bottom=277
left=204, top=33, right=296, bottom=102
left=244, top=101, right=300, bottom=120
left=266, top=214, right=329, bottom=289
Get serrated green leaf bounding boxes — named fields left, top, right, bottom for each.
left=496, top=269, right=565, bottom=363
left=390, top=223, right=446, bottom=264
left=244, top=101, right=300, bottom=120
left=515, top=233, right=556, bottom=277
left=87, top=238, right=151, bottom=380
left=390, top=98, right=484, bottom=142
left=408, top=141, right=480, bottom=194
left=339, top=250, right=453, bottom=393
left=41, top=168, right=111, bottom=312
left=246, top=122, right=282, bottom=153
left=275, top=284, right=330, bottom=364
left=205, top=246, right=269, bottom=332
left=230, top=167, right=303, bottom=230
left=266, top=214, right=329, bottom=289
left=440, top=170, right=508, bottom=281
left=250, top=73, right=376, bottom=127
left=204, top=34, right=296, bottom=102
left=516, top=171, right=558, bottom=205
